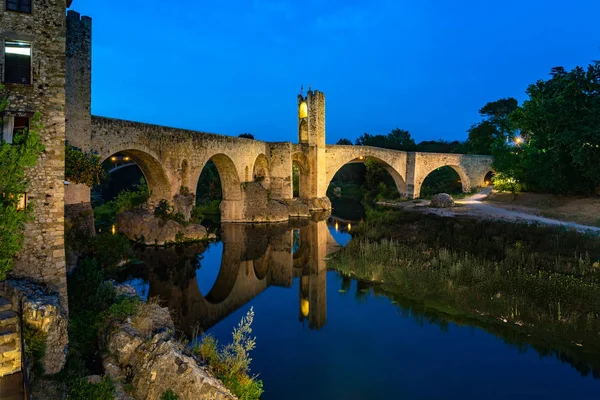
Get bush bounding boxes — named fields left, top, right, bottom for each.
left=23, top=323, right=46, bottom=370
left=492, top=172, right=524, bottom=197
left=65, top=143, right=106, bottom=187
left=93, top=179, right=151, bottom=228
left=154, top=199, right=173, bottom=218
left=193, top=307, right=263, bottom=400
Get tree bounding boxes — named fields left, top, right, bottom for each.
left=465, top=98, right=519, bottom=155
left=466, top=121, right=498, bottom=155
left=65, top=143, right=106, bottom=187
left=416, top=139, right=466, bottom=153
left=238, top=133, right=254, bottom=139
left=0, top=87, right=45, bottom=278
left=507, top=63, right=600, bottom=195
left=355, top=128, right=416, bottom=151
left=336, top=138, right=353, bottom=145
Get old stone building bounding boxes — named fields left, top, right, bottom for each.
left=0, top=0, right=70, bottom=307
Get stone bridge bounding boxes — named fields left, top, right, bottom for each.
left=64, top=14, right=493, bottom=222
left=79, top=111, right=493, bottom=222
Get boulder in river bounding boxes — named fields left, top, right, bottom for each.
left=430, top=193, right=455, bottom=208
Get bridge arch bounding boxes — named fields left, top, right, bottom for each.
left=416, top=164, right=470, bottom=198
left=252, top=153, right=271, bottom=190
left=292, top=152, right=311, bottom=198
left=327, top=154, right=407, bottom=197
left=101, top=145, right=172, bottom=205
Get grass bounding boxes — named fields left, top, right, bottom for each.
left=23, top=323, right=47, bottom=371
left=327, top=209, right=600, bottom=373
left=66, top=376, right=115, bottom=400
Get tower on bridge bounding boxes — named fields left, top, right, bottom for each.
left=298, top=88, right=325, bottom=148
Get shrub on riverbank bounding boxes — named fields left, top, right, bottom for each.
left=93, top=178, right=151, bottom=229
left=328, top=210, right=600, bottom=358
left=194, top=307, right=264, bottom=400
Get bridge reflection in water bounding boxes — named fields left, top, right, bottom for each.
left=130, top=214, right=342, bottom=336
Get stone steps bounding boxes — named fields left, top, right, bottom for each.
left=0, top=298, right=12, bottom=313
left=0, top=299, right=22, bottom=378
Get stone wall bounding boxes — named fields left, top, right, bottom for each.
left=1, top=0, right=68, bottom=308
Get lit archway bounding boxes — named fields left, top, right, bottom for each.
left=99, top=148, right=172, bottom=205
left=292, top=152, right=310, bottom=199
left=484, top=171, right=495, bottom=186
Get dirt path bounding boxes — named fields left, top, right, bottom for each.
left=378, top=188, right=600, bottom=234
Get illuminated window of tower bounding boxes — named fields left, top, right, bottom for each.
left=299, top=102, right=308, bottom=119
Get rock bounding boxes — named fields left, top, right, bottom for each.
left=86, top=375, right=103, bottom=384
left=307, top=196, right=332, bottom=211
left=239, top=183, right=289, bottom=222
left=109, top=281, right=138, bottom=298
left=430, top=193, right=455, bottom=208
left=1, top=280, right=68, bottom=375
left=173, top=192, right=196, bottom=221
left=102, top=302, right=235, bottom=400
left=116, top=210, right=208, bottom=245
left=282, top=199, right=310, bottom=217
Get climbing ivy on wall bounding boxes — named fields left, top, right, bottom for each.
left=65, top=143, right=106, bottom=187
left=0, top=86, right=45, bottom=278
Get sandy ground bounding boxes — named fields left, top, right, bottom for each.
left=378, top=187, right=600, bottom=234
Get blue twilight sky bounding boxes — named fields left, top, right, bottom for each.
left=70, top=0, right=600, bottom=144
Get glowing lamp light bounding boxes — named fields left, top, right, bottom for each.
left=110, top=156, right=117, bottom=162
left=335, top=221, right=339, bottom=231
left=515, top=137, right=524, bottom=145
left=300, top=298, right=310, bottom=317
left=347, top=223, right=352, bottom=231
left=359, top=156, right=365, bottom=161
left=123, top=156, right=130, bottom=162
left=111, top=225, right=116, bottom=235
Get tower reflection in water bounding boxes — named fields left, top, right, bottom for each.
left=127, top=214, right=340, bottom=337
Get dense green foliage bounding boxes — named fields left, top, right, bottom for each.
left=354, top=128, right=417, bottom=151
left=65, top=143, right=106, bottom=187
left=329, top=209, right=600, bottom=374
left=0, top=92, right=44, bottom=277
left=194, top=307, right=264, bottom=400
left=93, top=178, right=151, bottom=229
left=498, top=64, right=600, bottom=195
left=196, top=160, right=222, bottom=203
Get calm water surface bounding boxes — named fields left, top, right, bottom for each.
left=121, top=209, right=600, bottom=399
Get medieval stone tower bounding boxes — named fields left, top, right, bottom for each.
left=297, top=88, right=328, bottom=199
left=0, top=0, right=69, bottom=306
left=65, top=10, right=94, bottom=235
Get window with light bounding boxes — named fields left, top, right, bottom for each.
left=4, top=40, right=32, bottom=84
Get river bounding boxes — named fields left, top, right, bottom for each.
left=117, top=201, right=600, bottom=399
